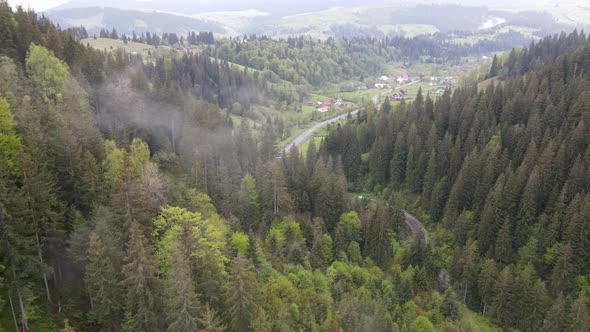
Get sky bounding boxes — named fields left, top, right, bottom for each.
left=5, top=0, right=580, bottom=13
left=8, top=0, right=70, bottom=11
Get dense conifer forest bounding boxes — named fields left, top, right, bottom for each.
left=0, top=1, right=588, bottom=331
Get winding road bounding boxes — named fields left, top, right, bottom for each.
left=282, top=82, right=429, bottom=243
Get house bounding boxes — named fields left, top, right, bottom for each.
left=317, top=106, right=330, bottom=113
left=434, top=87, right=446, bottom=94
left=375, top=83, right=386, bottom=89
left=379, top=75, right=389, bottom=82
left=396, top=74, right=410, bottom=84
left=391, top=89, right=407, bottom=101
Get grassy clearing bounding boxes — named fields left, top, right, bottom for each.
left=334, top=88, right=383, bottom=103
left=299, top=136, right=323, bottom=156
left=82, top=38, right=167, bottom=57
left=455, top=307, right=498, bottom=332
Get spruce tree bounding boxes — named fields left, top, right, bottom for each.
left=225, top=255, right=259, bottom=332
left=164, top=240, right=200, bottom=332
left=122, top=222, right=161, bottom=332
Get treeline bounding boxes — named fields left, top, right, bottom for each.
left=209, top=32, right=542, bottom=88
left=97, top=28, right=215, bottom=46
left=321, top=30, right=590, bottom=330
left=487, top=29, right=588, bottom=78
left=209, top=36, right=389, bottom=87
left=383, top=30, right=532, bottom=63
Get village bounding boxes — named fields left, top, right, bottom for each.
left=308, top=97, right=347, bottom=113
left=306, top=73, right=454, bottom=114
left=372, top=74, right=452, bottom=94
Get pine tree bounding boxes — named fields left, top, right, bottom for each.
left=569, top=291, right=589, bottom=332
left=440, top=287, right=460, bottom=320
left=225, top=255, right=259, bottom=332
left=334, top=212, right=362, bottom=256
left=550, top=243, right=575, bottom=295
left=478, top=259, right=497, bottom=314
left=306, top=139, right=318, bottom=176
left=422, top=149, right=437, bottom=205
left=491, top=266, right=514, bottom=325
left=19, top=151, right=64, bottom=303
left=382, top=96, right=392, bottom=113
left=239, top=174, right=261, bottom=232
left=85, top=217, right=124, bottom=329
left=541, top=293, right=569, bottom=332
left=488, top=54, right=499, bottom=78
left=494, top=219, right=513, bottom=263
left=199, top=304, right=225, bottom=331
left=269, top=161, right=292, bottom=217
left=164, top=240, right=200, bottom=332
left=122, top=222, right=161, bottom=332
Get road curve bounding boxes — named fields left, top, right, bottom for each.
left=282, top=110, right=359, bottom=155
left=344, top=193, right=429, bottom=244
left=282, top=82, right=429, bottom=243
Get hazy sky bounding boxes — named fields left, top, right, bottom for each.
left=9, top=0, right=70, bottom=11
left=5, top=0, right=581, bottom=12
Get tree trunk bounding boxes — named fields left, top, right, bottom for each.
left=8, top=291, right=18, bottom=332
left=12, top=266, right=29, bottom=332
left=22, top=165, right=52, bottom=303
left=36, top=232, right=52, bottom=303
left=170, top=117, right=176, bottom=153
left=86, top=281, right=94, bottom=310
left=463, top=283, right=468, bottom=302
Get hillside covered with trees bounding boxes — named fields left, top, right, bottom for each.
left=0, top=1, right=588, bottom=331
left=321, top=30, right=590, bottom=331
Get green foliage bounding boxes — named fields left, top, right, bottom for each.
left=410, top=316, right=434, bottom=332
left=334, top=212, right=362, bottom=256
left=164, top=239, right=200, bottom=332
left=441, top=288, right=460, bottom=320
left=239, top=174, right=261, bottom=232
left=226, top=255, right=260, bottom=332
left=231, top=232, right=250, bottom=256
left=85, top=207, right=124, bottom=329
left=0, top=97, right=21, bottom=177
left=122, top=222, right=161, bottom=332
left=25, top=43, right=70, bottom=99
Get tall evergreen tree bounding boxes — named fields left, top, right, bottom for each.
left=225, top=255, right=260, bottom=332
left=122, top=222, right=161, bottom=332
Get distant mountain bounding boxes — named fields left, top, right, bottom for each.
left=45, top=1, right=585, bottom=38
left=46, top=7, right=225, bottom=35
left=49, top=0, right=381, bottom=17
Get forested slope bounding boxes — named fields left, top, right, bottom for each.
left=321, top=30, right=590, bottom=331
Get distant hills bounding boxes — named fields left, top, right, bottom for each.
left=43, top=0, right=589, bottom=38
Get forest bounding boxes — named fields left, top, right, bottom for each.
left=0, top=1, right=588, bottom=331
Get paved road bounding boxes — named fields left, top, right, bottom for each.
left=280, top=81, right=429, bottom=243
left=282, top=110, right=359, bottom=155
left=345, top=193, right=429, bottom=244
left=283, top=80, right=421, bottom=155
left=403, top=210, right=430, bottom=244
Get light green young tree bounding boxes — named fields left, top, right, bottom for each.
left=25, top=43, right=70, bottom=100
